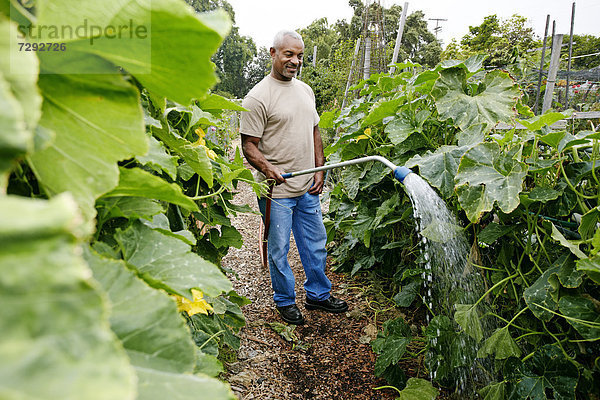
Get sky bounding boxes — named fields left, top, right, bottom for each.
left=226, top=0, right=599, bottom=49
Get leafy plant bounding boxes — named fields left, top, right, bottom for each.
left=1, top=0, right=262, bottom=398
left=325, top=54, right=600, bottom=397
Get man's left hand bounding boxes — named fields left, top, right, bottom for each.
left=308, top=171, right=324, bottom=195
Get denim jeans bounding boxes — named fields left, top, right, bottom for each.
left=258, top=191, right=332, bottom=307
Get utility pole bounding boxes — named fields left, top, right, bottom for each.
left=428, top=18, right=447, bottom=40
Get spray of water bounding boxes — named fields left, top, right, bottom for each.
left=402, top=173, right=492, bottom=396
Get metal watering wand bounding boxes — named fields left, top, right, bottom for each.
left=259, top=156, right=412, bottom=269
left=280, top=155, right=413, bottom=182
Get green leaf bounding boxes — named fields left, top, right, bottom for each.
left=523, top=266, right=560, bottom=321
left=395, top=378, right=438, bottom=400
left=84, top=248, right=196, bottom=373
left=579, top=206, right=600, bottom=241
left=0, top=17, right=41, bottom=181
left=96, top=196, right=165, bottom=221
left=115, top=221, right=232, bottom=298
left=136, top=368, right=235, bottom=400
left=455, top=142, right=528, bottom=222
left=432, top=68, right=519, bottom=131
left=425, top=316, right=477, bottom=386
left=362, top=97, right=404, bottom=126
left=438, top=54, right=487, bottom=73
left=477, top=327, right=521, bottom=359
left=385, top=115, right=416, bottom=145
left=528, top=186, right=561, bottom=203
left=539, top=131, right=566, bottom=150
left=208, top=225, right=243, bottom=249
left=194, top=352, right=224, bottom=377
left=197, top=94, right=246, bottom=112
left=102, top=167, right=199, bottom=211
left=29, top=73, right=147, bottom=223
left=550, top=222, right=586, bottom=259
left=510, top=345, right=579, bottom=400
left=576, top=256, right=600, bottom=284
left=558, top=296, right=600, bottom=340
left=268, top=322, right=298, bottom=342
left=555, top=255, right=583, bottom=289
left=36, top=0, right=231, bottom=105
left=518, top=112, right=567, bottom=131
left=0, top=194, right=136, bottom=400
left=479, top=382, right=507, bottom=400
left=151, top=124, right=213, bottom=187
left=478, top=222, right=513, bottom=244
left=406, top=145, right=468, bottom=198
left=393, top=280, right=421, bottom=308
left=454, top=304, right=483, bottom=342
left=371, top=318, right=411, bottom=377
left=137, top=133, right=179, bottom=180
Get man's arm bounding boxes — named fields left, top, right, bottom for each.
left=241, top=134, right=286, bottom=185
left=308, top=124, right=325, bottom=195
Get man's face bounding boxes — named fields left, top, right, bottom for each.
left=270, top=36, right=304, bottom=81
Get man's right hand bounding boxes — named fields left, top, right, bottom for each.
left=264, top=166, right=286, bottom=185
left=241, top=134, right=286, bottom=186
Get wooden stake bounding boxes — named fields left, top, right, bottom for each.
left=542, top=34, right=564, bottom=114
left=565, top=2, right=576, bottom=108
left=534, top=15, right=550, bottom=115
left=389, top=2, right=408, bottom=74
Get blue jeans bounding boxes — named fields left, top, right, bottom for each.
left=258, top=191, right=332, bottom=307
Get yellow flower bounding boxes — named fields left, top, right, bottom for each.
left=194, top=128, right=206, bottom=146
left=174, top=289, right=213, bottom=316
left=205, top=147, right=217, bottom=160
left=355, top=128, right=372, bottom=142
left=195, top=127, right=206, bottom=139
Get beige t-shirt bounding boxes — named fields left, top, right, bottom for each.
left=240, top=75, right=320, bottom=198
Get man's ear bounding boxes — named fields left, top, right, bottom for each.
left=269, top=47, right=276, bottom=57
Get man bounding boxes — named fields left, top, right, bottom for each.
left=240, top=30, right=348, bottom=325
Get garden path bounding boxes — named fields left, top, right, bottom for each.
left=220, top=143, right=397, bottom=400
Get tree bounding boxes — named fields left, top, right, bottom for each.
left=398, top=11, right=442, bottom=67
left=456, top=14, right=538, bottom=67
left=186, top=0, right=260, bottom=98
left=570, top=34, right=600, bottom=70
left=298, top=18, right=341, bottom=65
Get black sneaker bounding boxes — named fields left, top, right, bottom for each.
left=305, top=296, right=348, bottom=313
left=276, top=304, right=305, bottom=325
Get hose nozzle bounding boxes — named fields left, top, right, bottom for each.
left=393, top=166, right=412, bottom=182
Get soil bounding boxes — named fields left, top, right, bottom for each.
left=221, top=143, right=427, bottom=399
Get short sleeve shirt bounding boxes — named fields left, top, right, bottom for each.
left=240, top=75, right=320, bottom=198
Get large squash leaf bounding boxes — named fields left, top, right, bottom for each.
left=432, top=68, right=519, bottom=131
left=115, top=221, right=232, bottom=299
left=36, top=0, right=230, bottom=105
left=136, top=368, right=234, bottom=400
left=84, top=248, right=196, bottom=373
left=84, top=248, right=234, bottom=399
left=28, top=72, right=147, bottom=223
left=102, top=167, right=199, bottom=211
left=476, top=326, right=521, bottom=360
left=0, top=17, right=41, bottom=183
left=406, top=145, right=468, bottom=198
left=507, top=345, right=579, bottom=400
left=0, top=194, right=136, bottom=400
left=455, top=142, right=527, bottom=222
left=558, top=296, right=600, bottom=341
